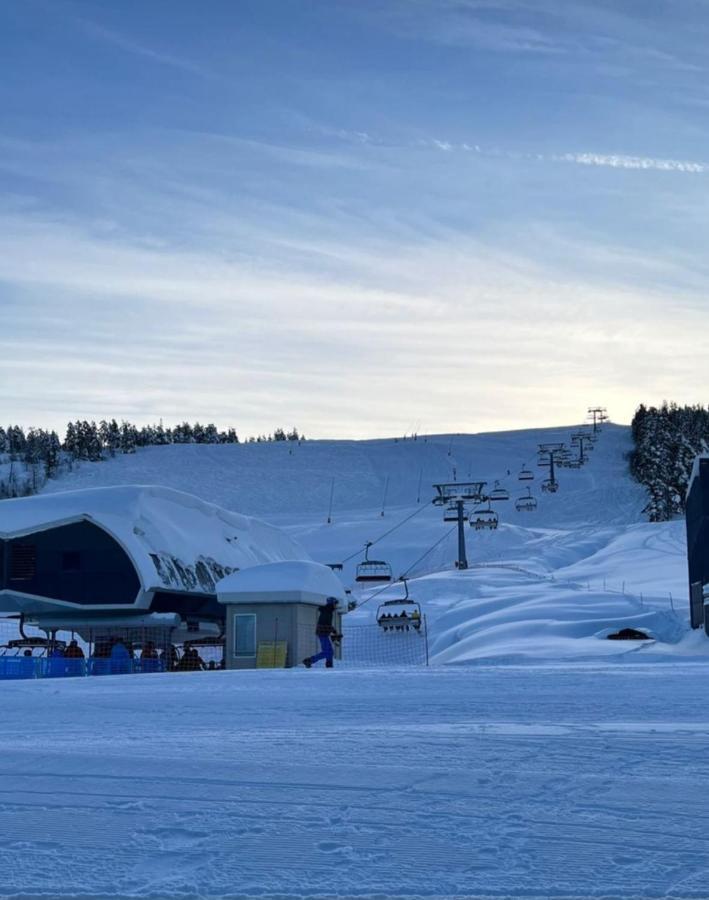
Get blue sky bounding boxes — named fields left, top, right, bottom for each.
left=1, top=0, right=709, bottom=438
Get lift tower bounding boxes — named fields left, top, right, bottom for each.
left=433, top=481, right=486, bottom=570
left=538, top=443, right=566, bottom=493
left=571, top=431, right=591, bottom=466
left=587, top=407, right=608, bottom=434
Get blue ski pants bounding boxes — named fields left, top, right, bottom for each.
left=310, top=635, right=334, bottom=665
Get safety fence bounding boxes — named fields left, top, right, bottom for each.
left=0, top=618, right=429, bottom=679
left=0, top=620, right=225, bottom=681
left=340, top=621, right=429, bottom=667
left=468, top=562, right=684, bottom=615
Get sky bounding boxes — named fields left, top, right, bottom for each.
left=1, top=0, right=709, bottom=439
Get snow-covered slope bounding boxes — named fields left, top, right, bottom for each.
left=5, top=663, right=709, bottom=899
left=36, top=423, right=697, bottom=662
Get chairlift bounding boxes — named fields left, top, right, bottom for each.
left=489, top=480, right=510, bottom=502
left=470, top=501, right=499, bottom=531
left=0, top=637, right=61, bottom=656
left=355, top=542, right=392, bottom=583
left=518, top=466, right=534, bottom=482
left=515, top=488, right=538, bottom=512
left=556, top=449, right=572, bottom=468
left=443, top=502, right=468, bottom=522
left=541, top=478, right=559, bottom=494
left=376, top=579, right=423, bottom=633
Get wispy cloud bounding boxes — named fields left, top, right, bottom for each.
left=1, top=204, right=707, bottom=436
left=77, top=19, right=208, bottom=77
left=550, top=152, right=707, bottom=174
left=415, top=137, right=709, bottom=175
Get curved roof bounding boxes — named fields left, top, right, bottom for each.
left=0, top=485, right=307, bottom=595
left=217, top=560, right=347, bottom=607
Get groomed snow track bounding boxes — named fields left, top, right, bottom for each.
left=3, top=665, right=709, bottom=899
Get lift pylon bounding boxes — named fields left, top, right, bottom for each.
left=433, top=482, right=487, bottom=570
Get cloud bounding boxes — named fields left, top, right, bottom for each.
left=1, top=205, right=708, bottom=437
left=551, top=152, right=707, bottom=174
left=77, top=19, right=209, bottom=77
left=418, top=137, right=708, bottom=175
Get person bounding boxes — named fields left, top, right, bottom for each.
left=303, top=597, right=341, bottom=669
left=64, top=639, right=85, bottom=676
left=140, top=640, right=160, bottom=673
left=20, top=648, right=35, bottom=679
left=48, top=644, right=66, bottom=678
left=65, top=640, right=85, bottom=659
left=162, top=644, right=179, bottom=671
left=110, top=638, right=131, bottom=675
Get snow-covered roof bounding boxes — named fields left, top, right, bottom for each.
left=217, top=560, right=346, bottom=607
left=0, top=485, right=307, bottom=595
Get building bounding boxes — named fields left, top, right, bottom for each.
left=218, top=560, right=347, bottom=668
left=686, top=457, right=709, bottom=631
left=0, top=485, right=306, bottom=638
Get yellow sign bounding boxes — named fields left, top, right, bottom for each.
left=256, top=641, right=288, bottom=668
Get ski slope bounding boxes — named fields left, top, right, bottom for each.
left=4, top=664, right=709, bottom=900
left=38, top=423, right=696, bottom=663
left=2, top=422, right=707, bottom=900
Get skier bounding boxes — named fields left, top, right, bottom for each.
left=303, top=597, right=341, bottom=669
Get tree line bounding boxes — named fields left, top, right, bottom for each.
left=630, top=402, right=709, bottom=521
left=0, top=420, right=304, bottom=499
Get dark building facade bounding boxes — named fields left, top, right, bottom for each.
left=686, top=457, right=709, bottom=630
left=0, top=485, right=304, bottom=634
left=0, top=521, right=140, bottom=608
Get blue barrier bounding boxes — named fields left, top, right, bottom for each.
left=0, top=656, right=166, bottom=680
left=0, top=657, right=38, bottom=680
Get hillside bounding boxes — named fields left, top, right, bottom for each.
left=35, top=422, right=697, bottom=663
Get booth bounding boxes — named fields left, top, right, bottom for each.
left=218, top=561, right=346, bottom=669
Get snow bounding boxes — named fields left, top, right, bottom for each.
left=2, top=421, right=707, bottom=897
left=0, top=485, right=307, bottom=599
left=217, top=560, right=347, bottom=606
left=3, top=664, right=709, bottom=899
left=17, top=424, right=699, bottom=660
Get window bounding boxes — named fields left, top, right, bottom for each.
left=10, top=544, right=36, bottom=581
left=233, top=613, right=256, bottom=657
left=61, top=551, right=81, bottom=572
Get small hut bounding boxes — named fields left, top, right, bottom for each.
left=217, top=561, right=346, bottom=669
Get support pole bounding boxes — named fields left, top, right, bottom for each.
left=416, top=467, right=423, bottom=504
left=327, top=477, right=335, bottom=524
left=456, top=500, right=468, bottom=570
left=380, top=475, right=389, bottom=518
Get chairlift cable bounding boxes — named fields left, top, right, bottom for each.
left=401, top=526, right=457, bottom=580
left=339, top=499, right=435, bottom=564
left=353, top=527, right=457, bottom=609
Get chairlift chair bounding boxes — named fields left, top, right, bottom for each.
left=470, top=502, right=499, bottom=531
left=443, top=502, right=468, bottom=522
left=376, top=579, right=423, bottom=633
left=0, top=637, right=60, bottom=656
left=518, top=466, right=534, bottom=482
left=489, top=481, right=510, bottom=502
left=355, top=542, right=392, bottom=584
left=515, top=488, right=538, bottom=512
left=541, top=478, right=559, bottom=494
